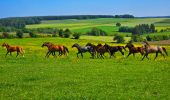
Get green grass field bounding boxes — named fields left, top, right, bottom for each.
left=26, top=18, right=170, bottom=35
left=0, top=37, right=170, bottom=99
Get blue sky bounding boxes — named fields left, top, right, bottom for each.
left=1, top=0, right=170, bottom=18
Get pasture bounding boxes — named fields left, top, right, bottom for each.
left=0, top=37, right=170, bottom=99
left=26, top=18, right=170, bottom=35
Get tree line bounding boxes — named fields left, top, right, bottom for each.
left=118, top=24, right=156, bottom=35
left=0, top=14, right=135, bottom=32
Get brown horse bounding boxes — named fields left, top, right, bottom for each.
left=103, top=44, right=126, bottom=58
left=41, top=42, right=69, bottom=58
left=86, top=43, right=104, bottom=58
left=2, top=43, right=24, bottom=57
left=142, top=41, right=168, bottom=60
left=125, top=43, right=144, bottom=58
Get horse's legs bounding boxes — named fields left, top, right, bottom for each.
left=160, top=51, right=165, bottom=59
left=5, top=51, right=9, bottom=57
left=10, top=52, right=12, bottom=56
left=142, top=53, right=149, bottom=60
left=16, top=52, right=19, bottom=57
left=119, top=50, right=124, bottom=57
left=77, top=52, right=80, bottom=58
left=100, top=53, right=104, bottom=59
left=142, top=54, right=146, bottom=60
left=113, top=53, right=116, bottom=58
left=111, top=52, right=116, bottom=58
left=133, top=53, right=135, bottom=57
left=126, top=52, right=131, bottom=58
left=20, top=52, right=24, bottom=57
left=154, top=52, right=158, bottom=60
left=45, top=51, right=51, bottom=58
left=81, top=53, right=83, bottom=58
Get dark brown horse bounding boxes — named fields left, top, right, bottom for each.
left=2, top=43, right=24, bottom=57
left=142, top=41, right=168, bottom=60
left=41, top=42, right=69, bottom=58
left=125, top=43, right=144, bottom=58
left=103, top=44, right=126, bottom=58
left=86, top=43, right=104, bottom=58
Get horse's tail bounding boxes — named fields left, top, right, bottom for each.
left=64, top=46, right=69, bottom=53
left=162, top=47, right=168, bottom=56
left=20, top=47, right=25, bottom=54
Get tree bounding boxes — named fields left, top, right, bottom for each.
left=146, top=35, right=152, bottom=41
left=59, top=29, right=64, bottom=37
left=150, top=24, right=155, bottom=33
left=131, top=35, right=143, bottom=42
left=63, top=28, right=72, bottom=38
left=63, top=32, right=70, bottom=38
left=29, top=31, right=37, bottom=38
left=73, top=33, right=81, bottom=39
left=116, top=23, right=121, bottom=27
left=87, top=27, right=107, bottom=36
left=16, top=30, right=23, bottom=38
left=113, top=34, right=125, bottom=43
left=2, top=32, right=9, bottom=38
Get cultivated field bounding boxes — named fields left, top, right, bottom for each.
left=0, top=37, right=170, bottom=99
left=26, top=18, right=170, bottom=35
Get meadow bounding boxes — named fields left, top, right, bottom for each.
left=0, top=37, right=170, bottom=99
left=26, top=18, right=170, bottom=35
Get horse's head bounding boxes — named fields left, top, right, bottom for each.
left=86, top=43, right=92, bottom=46
left=2, top=43, right=8, bottom=47
left=103, top=43, right=109, bottom=49
left=142, top=41, right=150, bottom=48
left=72, top=43, right=79, bottom=48
left=97, top=43, right=102, bottom=47
left=41, top=42, right=52, bottom=47
left=125, top=43, right=134, bottom=48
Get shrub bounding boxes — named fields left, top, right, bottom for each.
left=63, top=28, right=72, bottom=38
left=113, top=34, right=125, bottom=43
left=146, top=35, right=152, bottom=41
left=116, top=23, right=121, bottom=27
left=87, top=27, right=107, bottom=36
left=63, top=32, right=70, bottom=38
left=16, top=30, right=23, bottom=38
left=29, top=32, right=37, bottom=38
left=59, top=29, right=64, bottom=37
left=2, top=32, right=10, bottom=38
left=73, top=33, right=81, bottom=39
left=131, top=35, right=143, bottom=42
left=119, top=26, right=133, bottom=33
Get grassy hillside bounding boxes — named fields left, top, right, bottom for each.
left=26, top=18, right=170, bottom=35
left=0, top=37, right=170, bottom=99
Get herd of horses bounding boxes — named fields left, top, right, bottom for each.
left=1, top=41, right=168, bottom=60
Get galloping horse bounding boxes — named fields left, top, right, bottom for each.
left=2, top=43, right=24, bottom=57
left=103, top=44, right=126, bottom=58
left=72, top=43, right=94, bottom=58
left=86, top=43, right=104, bottom=58
left=41, top=42, right=69, bottom=58
left=142, top=41, right=168, bottom=60
left=125, top=43, right=144, bottom=58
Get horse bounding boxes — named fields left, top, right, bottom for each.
left=41, top=42, right=68, bottom=58
left=142, top=41, right=168, bottom=60
left=103, top=44, right=126, bottom=58
left=2, top=43, right=24, bottom=57
left=86, top=43, right=105, bottom=58
left=125, top=43, right=145, bottom=58
left=72, top=43, right=94, bottom=58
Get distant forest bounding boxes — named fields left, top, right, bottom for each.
left=0, top=15, right=134, bottom=29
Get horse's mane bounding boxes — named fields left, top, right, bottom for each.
left=143, top=41, right=150, bottom=46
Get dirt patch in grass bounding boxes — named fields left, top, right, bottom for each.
left=149, top=40, right=170, bottom=46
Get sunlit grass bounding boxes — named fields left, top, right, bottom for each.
left=0, top=37, right=170, bottom=99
